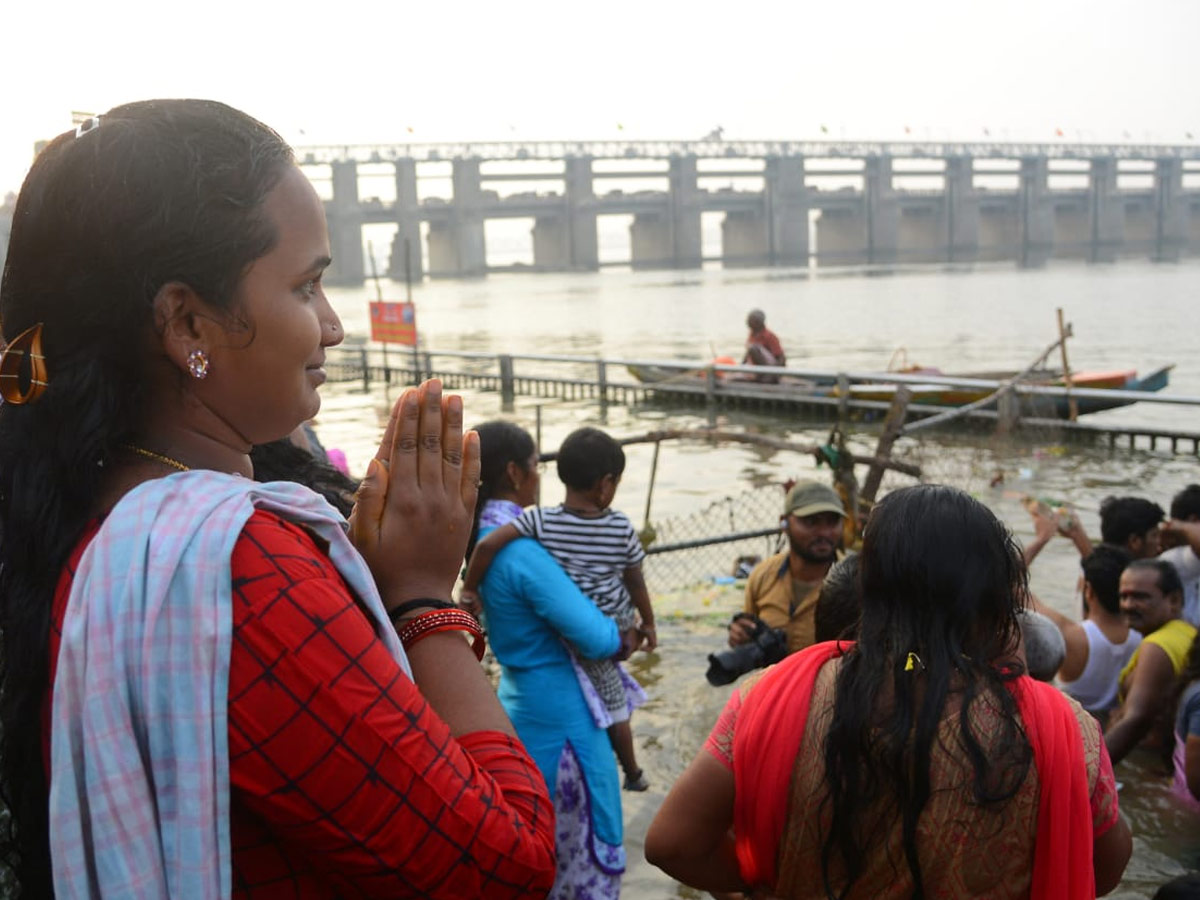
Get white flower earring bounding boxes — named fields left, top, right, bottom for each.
left=187, top=349, right=210, bottom=380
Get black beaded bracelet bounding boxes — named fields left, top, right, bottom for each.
left=387, top=597, right=456, bottom=625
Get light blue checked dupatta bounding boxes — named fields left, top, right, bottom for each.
left=49, top=470, right=409, bottom=899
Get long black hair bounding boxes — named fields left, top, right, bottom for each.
left=0, top=99, right=293, bottom=894
left=250, top=438, right=359, bottom=518
left=467, top=421, right=535, bottom=558
left=820, top=484, right=1032, bottom=899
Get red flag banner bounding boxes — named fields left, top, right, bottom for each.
left=369, top=301, right=417, bottom=346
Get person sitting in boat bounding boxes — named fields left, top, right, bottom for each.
left=743, top=309, right=785, bottom=382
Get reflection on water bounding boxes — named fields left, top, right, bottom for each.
left=313, top=262, right=1200, bottom=897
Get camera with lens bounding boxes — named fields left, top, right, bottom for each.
left=705, top=614, right=789, bottom=686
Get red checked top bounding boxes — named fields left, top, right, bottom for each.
left=46, top=510, right=556, bottom=899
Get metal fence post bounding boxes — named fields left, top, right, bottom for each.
left=499, top=354, right=515, bottom=406
left=359, top=347, right=370, bottom=392
left=597, top=359, right=608, bottom=410
left=704, top=366, right=718, bottom=426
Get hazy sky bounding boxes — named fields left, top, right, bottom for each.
left=4, top=0, right=1198, bottom=194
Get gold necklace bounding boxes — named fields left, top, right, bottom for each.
left=120, top=444, right=191, bottom=472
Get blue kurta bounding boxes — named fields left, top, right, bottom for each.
left=478, top=527, right=625, bottom=852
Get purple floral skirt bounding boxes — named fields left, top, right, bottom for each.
left=549, top=742, right=624, bottom=899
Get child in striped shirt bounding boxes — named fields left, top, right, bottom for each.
left=462, top=426, right=655, bottom=791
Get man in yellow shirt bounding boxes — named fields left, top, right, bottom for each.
left=1106, top=558, right=1197, bottom=764
left=728, top=480, right=845, bottom=655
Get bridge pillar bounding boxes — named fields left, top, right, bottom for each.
left=426, top=158, right=486, bottom=277
left=451, top=159, right=486, bottom=276
left=426, top=221, right=457, bottom=277
left=669, top=155, right=702, bottom=268
left=326, top=160, right=365, bottom=285
left=721, top=210, right=769, bottom=266
left=565, top=157, right=599, bottom=270
left=1019, top=157, right=1054, bottom=267
left=765, top=156, right=809, bottom=265
left=814, top=208, right=867, bottom=266
left=1088, top=157, right=1122, bottom=263
left=1154, top=157, right=1189, bottom=262
left=945, top=156, right=979, bottom=263
left=388, top=159, right=423, bottom=282
left=630, top=212, right=672, bottom=268
left=864, top=155, right=898, bottom=265
left=531, top=216, right=569, bottom=269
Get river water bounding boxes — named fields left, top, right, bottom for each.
left=315, top=259, right=1200, bottom=898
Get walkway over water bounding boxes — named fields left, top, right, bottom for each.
left=324, top=346, right=1200, bottom=454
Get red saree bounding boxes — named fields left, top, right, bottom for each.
left=732, top=641, right=1095, bottom=899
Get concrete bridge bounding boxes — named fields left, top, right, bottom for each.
left=295, top=140, right=1200, bottom=284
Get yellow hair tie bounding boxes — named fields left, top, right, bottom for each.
left=904, top=651, right=923, bottom=673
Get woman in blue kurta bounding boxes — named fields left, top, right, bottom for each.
left=468, top=421, right=628, bottom=898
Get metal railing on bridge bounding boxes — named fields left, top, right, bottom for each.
left=295, top=138, right=1200, bottom=165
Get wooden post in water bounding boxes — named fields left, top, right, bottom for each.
left=861, top=386, right=913, bottom=507
left=1056, top=308, right=1078, bottom=422
left=996, top=391, right=1021, bottom=435
left=704, top=365, right=717, bottom=426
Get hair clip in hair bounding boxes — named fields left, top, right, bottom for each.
left=74, top=116, right=102, bottom=139
left=904, top=651, right=924, bottom=673
left=0, top=323, right=49, bottom=405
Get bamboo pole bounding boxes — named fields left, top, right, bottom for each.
left=862, top=386, right=914, bottom=503
left=539, top=428, right=921, bottom=479
left=642, top=440, right=662, bottom=531
left=1057, top=308, right=1078, bottom=422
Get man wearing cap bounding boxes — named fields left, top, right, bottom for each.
left=742, top=309, right=786, bottom=383
left=728, top=480, right=845, bottom=654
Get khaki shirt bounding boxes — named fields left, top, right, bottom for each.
left=743, top=550, right=825, bottom=654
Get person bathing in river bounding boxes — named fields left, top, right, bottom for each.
left=461, top=425, right=657, bottom=791
left=646, top=484, right=1130, bottom=899
left=742, top=309, right=785, bottom=383
left=1105, top=559, right=1197, bottom=765
left=1170, top=630, right=1200, bottom=812
left=1025, top=532, right=1141, bottom=722
left=1159, top=484, right=1200, bottom=627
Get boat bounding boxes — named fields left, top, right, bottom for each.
left=626, top=358, right=1174, bottom=419
left=837, top=365, right=1175, bottom=417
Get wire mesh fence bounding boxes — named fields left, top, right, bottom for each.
left=636, top=406, right=1076, bottom=595
left=642, top=486, right=788, bottom=594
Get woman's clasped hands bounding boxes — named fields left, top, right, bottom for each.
left=349, top=379, right=481, bottom=609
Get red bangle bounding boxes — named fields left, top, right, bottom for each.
left=397, top=609, right=486, bottom=662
